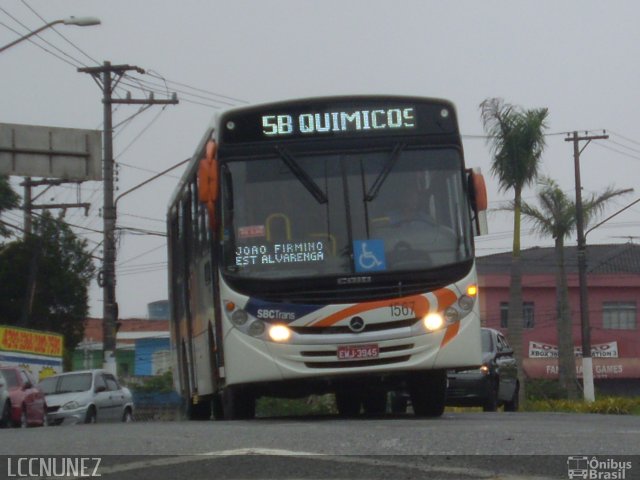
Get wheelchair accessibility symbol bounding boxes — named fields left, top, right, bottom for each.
left=353, top=240, right=386, bottom=273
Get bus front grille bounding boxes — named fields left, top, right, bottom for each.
left=303, top=355, right=411, bottom=369
left=290, top=318, right=418, bottom=335
left=300, top=344, right=414, bottom=358
left=300, top=344, right=414, bottom=369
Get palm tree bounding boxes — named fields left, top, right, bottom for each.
left=520, top=177, right=631, bottom=399
left=480, top=98, right=549, bottom=405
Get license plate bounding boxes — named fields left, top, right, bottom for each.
left=337, top=344, right=379, bottom=361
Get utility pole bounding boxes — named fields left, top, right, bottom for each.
left=565, top=130, right=608, bottom=402
left=21, top=178, right=90, bottom=237
left=79, top=61, right=178, bottom=374
left=20, top=178, right=90, bottom=327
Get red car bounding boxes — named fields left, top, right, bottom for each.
left=0, top=366, right=47, bottom=428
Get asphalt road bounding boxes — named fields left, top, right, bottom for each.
left=1, top=412, right=638, bottom=479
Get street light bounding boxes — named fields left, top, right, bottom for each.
left=0, top=16, right=101, bottom=53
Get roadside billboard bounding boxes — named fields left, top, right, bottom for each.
left=0, top=325, right=64, bottom=381
left=0, top=123, right=101, bottom=181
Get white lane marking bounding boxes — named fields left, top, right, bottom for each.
left=47, top=448, right=558, bottom=480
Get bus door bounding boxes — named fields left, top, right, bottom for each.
left=180, top=189, right=197, bottom=398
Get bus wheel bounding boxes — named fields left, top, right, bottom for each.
left=222, top=386, right=255, bottom=420
left=212, top=392, right=224, bottom=420
left=408, top=370, right=446, bottom=418
left=186, top=400, right=212, bottom=420
left=335, top=390, right=361, bottom=417
left=362, top=391, right=387, bottom=416
left=389, top=391, right=408, bottom=414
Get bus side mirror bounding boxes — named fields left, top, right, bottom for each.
left=467, top=168, right=488, bottom=236
left=197, top=140, right=219, bottom=226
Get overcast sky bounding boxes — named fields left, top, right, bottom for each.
left=2, top=1, right=639, bottom=319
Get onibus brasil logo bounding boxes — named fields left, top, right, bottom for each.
left=567, top=456, right=632, bottom=479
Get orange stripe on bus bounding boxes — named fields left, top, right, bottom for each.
left=440, top=321, right=460, bottom=348
left=434, top=288, right=457, bottom=311
left=310, top=294, right=430, bottom=328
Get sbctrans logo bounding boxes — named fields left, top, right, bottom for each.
left=567, top=456, right=632, bottom=479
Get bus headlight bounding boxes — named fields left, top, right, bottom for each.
left=231, top=309, right=249, bottom=326
left=458, top=295, right=475, bottom=311
left=268, top=324, right=291, bottom=342
left=423, top=313, right=444, bottom=331
left=444, top=307, right=459, bottom=323
left=248, top=320, right=266, bottom=337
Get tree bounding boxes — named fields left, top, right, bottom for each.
left=480, top=98, right=549, bottom=405
left=519, top=177, right=631, bottom=399
left=0, top=211, right=95, bottom=365
left=0, top=175, right=19, bottom=238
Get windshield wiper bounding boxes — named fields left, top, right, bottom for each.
left=275, top=146, right=328, bottom=204
left=365, top=143, right=405, bottom=202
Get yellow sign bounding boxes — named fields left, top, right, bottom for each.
left=0, top=326, right=63, bottom=357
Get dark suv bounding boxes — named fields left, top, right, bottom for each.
left=446, top=327, right=519, bottom=411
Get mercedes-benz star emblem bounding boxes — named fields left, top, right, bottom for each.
left=349, top=316, right=365, bottom=333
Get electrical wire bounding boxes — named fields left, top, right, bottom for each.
left=19, top=0, right=100, bottom=66
left=0, top=6, right=87, bottom=68
left=117, top=243, right=167, bottom=266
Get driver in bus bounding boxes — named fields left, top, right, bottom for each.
left=387, top=188, right=434, bottom=226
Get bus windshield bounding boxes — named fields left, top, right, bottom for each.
left=223, top=146, right=472, bottom=280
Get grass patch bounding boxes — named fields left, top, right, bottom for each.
left=255, top=392, right=640, bottom=417
left=525, top=397, right=640, bottom=415
left=256, top=394, right=336, bottom=417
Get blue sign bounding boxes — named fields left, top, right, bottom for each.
left=353, top=240, right=386, bottom=272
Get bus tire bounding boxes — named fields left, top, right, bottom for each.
left=408, top=370, right=446, bottom=418
left=212, top=392, right=224, bottom=420
left=222, top=386, right=255, bottom=420
left=335, top=390, right=361, bottom=417
left=194, top=401, right=213, bottom=420
left=362, top=391, right=387, bottom=415
left=389, top=392, right=408, bottom=414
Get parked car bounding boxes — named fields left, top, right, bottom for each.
left=0, top=371, right=10, bottom=426
left=389, top=327, right=520, bottom=413
left=0, top=366, right=47, bottom=427
left=446, top=327, right=519, bottom=411
left=38, top=369, right=134, bottom=425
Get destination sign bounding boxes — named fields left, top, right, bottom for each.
left=219, top=98, right=459, bottom=144
left=262, top=108, right=416, bottom=137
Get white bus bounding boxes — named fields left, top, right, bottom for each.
left=167, top=96, right=488, bottom=419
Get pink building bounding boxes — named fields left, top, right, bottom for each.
left=478, top=243, right=640, bottom=394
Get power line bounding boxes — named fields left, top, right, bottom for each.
left=0, top=19, right=79, bottom=68
left=117, top=226, right=166, bottom=237
left=592, top=142, right=640, bottom=162
left=605, top=138, right=640, bottom=156
left=119, top=212, right=165, bottom=224
left=116, top=162, right=181, bottom=179
left=116, top=77, right=227, bottom=110
left=608, top=130, right=640, bottom=147
left=115, top=106, right=168, bottom=159
left=146, top=70, right=249, bottom=105
left=19, top=0, right=99, bottom=66
left=0, top=6, right=86, bottom=68
left=118, top=243, right=166, bottom=266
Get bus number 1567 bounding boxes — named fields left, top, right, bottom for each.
left=390, top=302, right=415, bottom=318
